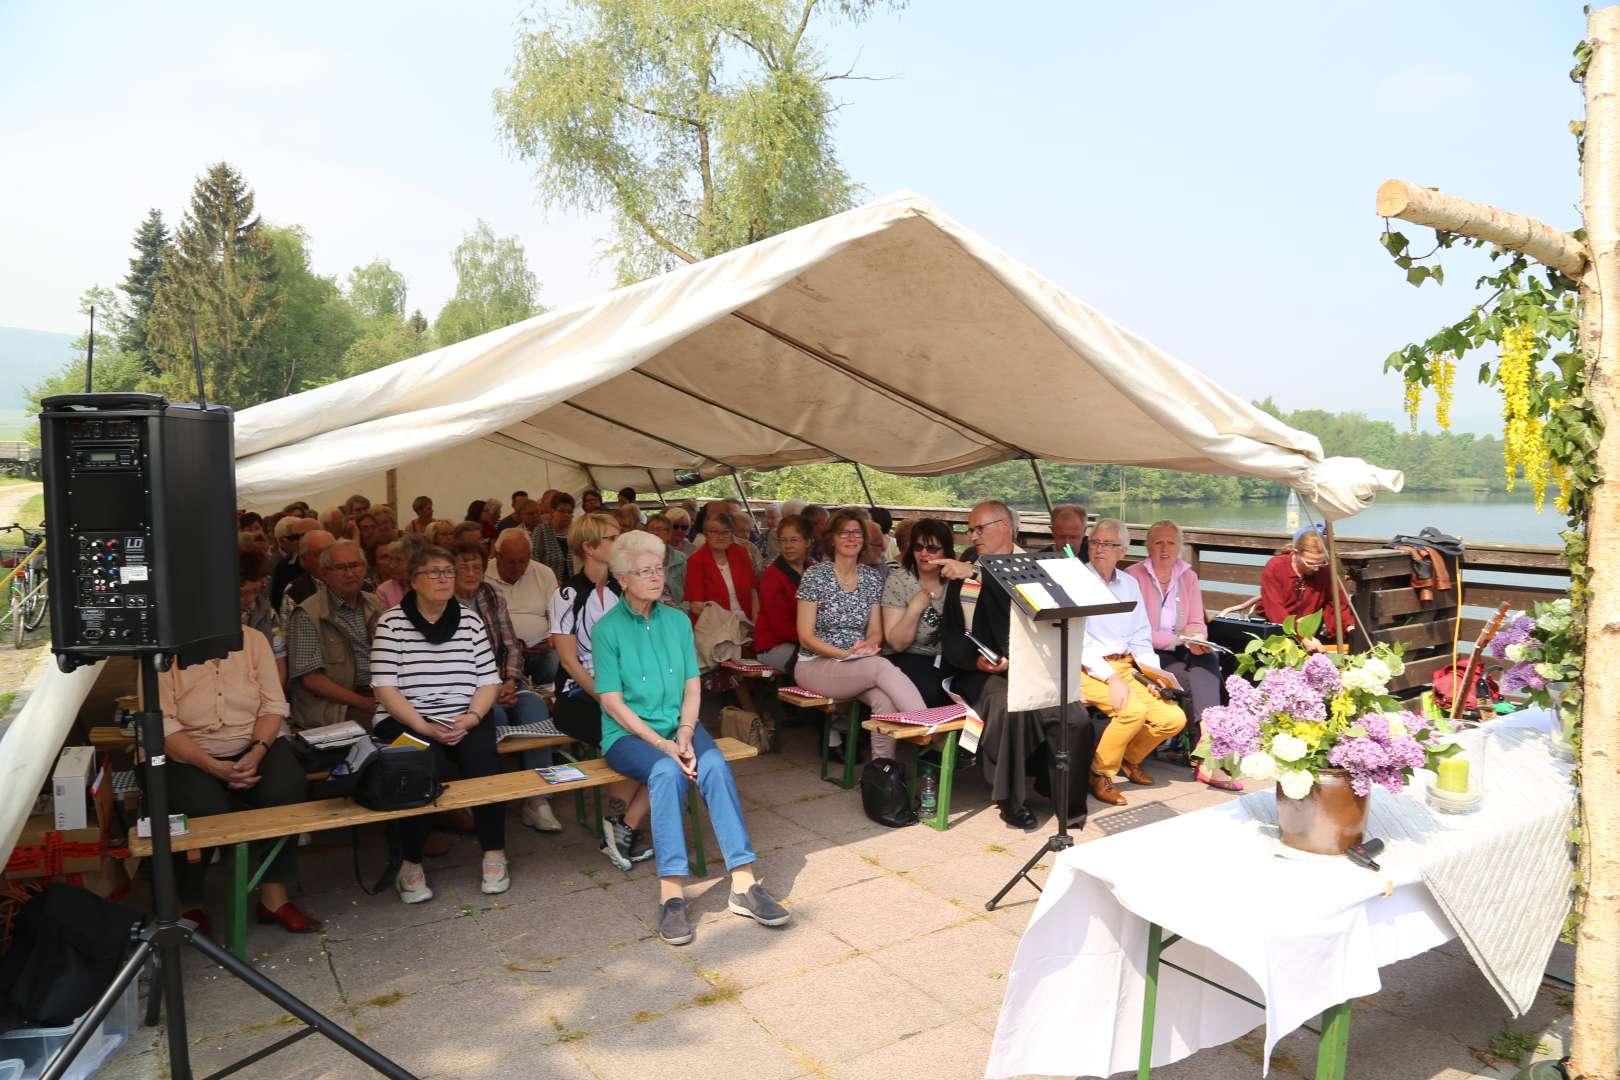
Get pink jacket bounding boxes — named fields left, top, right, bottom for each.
left=1126, top=560, right=1208, bottom=652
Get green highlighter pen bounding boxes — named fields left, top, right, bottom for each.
left=1064, top=544, right=1076, bottom=559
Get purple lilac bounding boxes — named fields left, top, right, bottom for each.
left=1486, top=615, right=1537, bottom=660
left=1202, top=704, right=1262, bottom=759
left=1502, top=662, right=1546, bottom=693
left=1301, top=653, right=1342, bottom=695
left=1225, top=673, right=1262, bottom=715
left=1326, top=712, right=1430, bottom=796
left=1258, top=666, right=1327, bottom=724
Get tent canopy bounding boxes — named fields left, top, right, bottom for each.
left=234, top=190, right=1401, bottom=519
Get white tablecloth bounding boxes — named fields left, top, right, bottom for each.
left=986, top=710, right=1573, bottom=1079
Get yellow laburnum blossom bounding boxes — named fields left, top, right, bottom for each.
left=1403, top=369, right=1423, bottom=432
left=1498, top=324, right=1554, bottom=508
left=1431, top=355, right=1456, bottom=431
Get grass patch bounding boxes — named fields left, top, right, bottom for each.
left=690, top=977, right=742, bottom=1007
left=1486, top=1026, right=1545, bottom=1066
left=360, top=990, right=408, bottom=1008
left=242, top=1013, right=299, bottom=1032
left=630, top=1009, right=661, bottom=1024
left=0, top=692, right=14, bottom=717
left=556, top=1029, right=587, bottom=1043
left=14, top=493, right=42, bottom=530
left=984, top=843, right=1007, bottom=854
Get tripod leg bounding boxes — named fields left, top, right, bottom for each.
left=186, top=931, right=419, bottom=1080
left=40, top=940, right=153, bottom=1080
left=985, top=838, right=1053, bottom=912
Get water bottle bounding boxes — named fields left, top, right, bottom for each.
left=919, top=770, right=938, bottom=817
left=1285, top=490, right=1301, bottom=532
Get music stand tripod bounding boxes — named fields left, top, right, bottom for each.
left=974, top=553, right=1129, bottom=912
left=41, top=654, right=418, bottom=1080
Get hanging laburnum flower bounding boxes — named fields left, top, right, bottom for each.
left=1403, top=368, right=1423, bottom=431
left=1499, top=324, right=1557, bottom=510
left=1430, top=353, right=1456, bottom=430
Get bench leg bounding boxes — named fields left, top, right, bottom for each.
left=929, top=731, right=959, bottom=832
left=840, top=701, right=863, bottom=790
left=229, top=843, right=249, bottom=961
left=687, top=785, right=707, bottom=878
left=557, top=746, right=591, bottom=828
left=1316, top=1002, right=1352, bottom=1080
left=1138, top=921, right=1163, bottom=1079
left=818, top=708, right=834, bottom=782
left=763, top=680, right=785, bottom=754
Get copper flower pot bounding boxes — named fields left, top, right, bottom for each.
left=1276, top=768, right=1368, bottom=855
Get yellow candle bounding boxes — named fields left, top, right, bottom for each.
left=1436, top=756, right=1470, bottom=794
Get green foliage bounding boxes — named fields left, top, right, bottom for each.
left=346, top=259, right=409, bottom=321
left=252, top=226, right=360, bottom=397
left=118, top=208, right=169, bottom=372
left=24, top=288, right=148, bottom=435
left=432, top=221, right=543, bottom=347
left=494, top=0, right=901, bottom=283
left=146, top=163, right=283, bottom=405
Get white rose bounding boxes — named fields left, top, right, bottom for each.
left=1504, top=643, right=1528, bottom=662
left=1270, top=733, right=1308, bottom=763
left=1340, top=669, right=1372, bottom=694
left=1279, top=769, right=1316, bottom=800
left=1361, top=658, right=1391, bottom=687
left=1240, top=752, right=1279, bottom=781
left=1536, top=663, right=1559, bottom=679
left=1387, top=717, right=1407, bottom=739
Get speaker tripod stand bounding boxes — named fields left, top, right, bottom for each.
left=42, top=655, right=417, bottom=1080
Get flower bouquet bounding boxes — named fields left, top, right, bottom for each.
left=1486, top=597, right=1580, bottom=755
left=1202, top=646, right=1457, bottom=853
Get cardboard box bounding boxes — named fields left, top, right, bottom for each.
left=52, top=746, right=96, bottom=830
left=4, top=815, right=102, bottom=879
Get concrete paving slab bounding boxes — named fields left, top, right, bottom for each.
left=572, top=999, right=807, bottom=1080
left=808, top=873, right=974, bottom=953
left=507, top=935, right=713, bottom=1034
left=739, top=955, right=943, bottom=1066
left=824, top=1016, right=1000, bottom=1080
left=474, top=878, right=654, bottom=960
left=747, top=837, right=886, bottom=899
left=867, top=918, right=1021, bottom=1015
left=673, top=908, right=858, bottom=990
left=326, top=911, right=504, bottom=1002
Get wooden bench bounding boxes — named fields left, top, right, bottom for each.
left=719, top=660, right=787, bottom=752
left=862, top=716, right=967, bottom=832
left=777, top=688, right=867, bottom=789
left=130, top=737, right=760, bottom=959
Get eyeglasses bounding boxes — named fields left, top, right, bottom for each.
left=327, top=561, right=366, bottom=573
left=836, top=528, right=865, bottom=540
left=623, top=566, right=666, bottom=580
left=967, top=518, right=1008, bottom=537
left=415, top=567, right=455, bottom=580
left=1092, top=541, right=1125, bottom=551
left=455, top=563, right=483, bottom=574
left=913, top=541, right=944, bottom=554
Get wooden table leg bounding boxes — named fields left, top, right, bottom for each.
left=1139, top=921, right=1164, bottom=1079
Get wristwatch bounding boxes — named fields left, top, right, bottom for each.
left=249, top=739, right=270, bottom=753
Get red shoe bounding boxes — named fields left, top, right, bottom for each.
left=256, top=901, right=323, bottom=933
left=181, top=908, right=212, bottom=939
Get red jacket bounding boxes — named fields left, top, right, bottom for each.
left=1259, top=552, right=1355, bottom=636
left=755, top=562, right=801, bottom=653
left=684, top=542, right=757, bottom=622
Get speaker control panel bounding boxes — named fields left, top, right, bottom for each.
left=74, top=532, right=154, bottom=644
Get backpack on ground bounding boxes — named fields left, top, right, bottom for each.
left=860, top=758, right=917, bottom=828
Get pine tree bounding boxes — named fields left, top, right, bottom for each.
left=118, top=209, right=169, bottom=372
left=146, top=163, right=282, bottom=405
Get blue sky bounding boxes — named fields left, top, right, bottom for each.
left=0, top=1, right=1599, bottom=433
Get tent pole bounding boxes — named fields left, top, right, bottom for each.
left=1028, top=459, right=1055, bottom=514
left=1325, top=522, right=1347, bottom=651
left=385, top=468, right=397, bottom=511
left=852, top=462, right=878, bottom=508
left=646, top=469, right=668, bottom=508
left=729, top=469, right=756, bottom=521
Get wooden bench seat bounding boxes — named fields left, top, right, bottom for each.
left=778, top=687, right=867, bottom=790
left=130, top=736, right=759, bottom=959
left=862, top=717, right=967, bottom=832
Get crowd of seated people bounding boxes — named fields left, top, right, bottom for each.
left=213, top=486, right=1284, bottom=940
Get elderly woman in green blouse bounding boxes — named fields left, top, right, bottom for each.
left=594, top=529, right=791, bottom=946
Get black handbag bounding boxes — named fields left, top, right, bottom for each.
left=355, top=744, right=444, bottom=812
left=860, top=758, right=917, bottom=828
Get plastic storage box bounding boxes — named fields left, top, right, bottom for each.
left=0, top=976, right=139, bottom=1080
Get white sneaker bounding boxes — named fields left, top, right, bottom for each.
left=481, top=855, right=511, bottom=895
left=521, top=799, right=563, bottom=833
left=395, top=863, right=433, bottom=905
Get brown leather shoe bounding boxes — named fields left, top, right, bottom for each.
left=1089, top=774, right=1127, bottom=806
left=1118, top=761, right=1153, bottom=786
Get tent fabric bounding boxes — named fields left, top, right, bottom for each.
left=0, top=191, right=1403, bottom=871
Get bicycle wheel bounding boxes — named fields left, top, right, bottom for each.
left=22, top=565, right=47, bottom=631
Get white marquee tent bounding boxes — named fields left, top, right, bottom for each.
left=0, top=190, right=1402, bottom=867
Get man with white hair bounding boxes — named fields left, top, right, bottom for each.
left=279, top=530, right=335, bottom=626
left=1079, top=518, right=1186, bottom=806
left=287, top=539, right=381, bottom=731
left=487, top=527, right=561, bottom=686
left=270, top=516, right=318, bottom=608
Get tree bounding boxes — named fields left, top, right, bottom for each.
left=1374, top=11, right=1620, bottom=1074
left=25, top=288, right=148, bottom=432
left=146, top=163, right=282, bottom=405
left=431, top=221, right=542, bottom=346
left=494, top=0, right=900, bottom=284
left=252, top=226, right=359, bottom=397
left=346, top=259, right=408, bottom=320
left=118, top=209, right=169, bottom=372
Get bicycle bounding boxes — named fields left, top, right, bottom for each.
left=1, top=522, right=48, bottom=648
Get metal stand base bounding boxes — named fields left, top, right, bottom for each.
left=40, top=654, right=417, bottom=1080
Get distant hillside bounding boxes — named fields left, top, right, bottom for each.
left=0, top=326, right=75, bottom=411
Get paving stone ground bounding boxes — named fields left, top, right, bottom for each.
left=95, top=715, right=1572, bottom=1080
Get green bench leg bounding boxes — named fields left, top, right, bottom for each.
left=928, top=731, right=959, bottom=832
left=687, top=784, right=707, bottom=877
left=228, top=836, right=289, bottom=962
left=1139, top=921, right=1163, bottom=1079
left=556, top=746, right=591, bottom=829
left=841, top=702, right=863, bottom=789
left=1316, top=1002, right=1352, bottom=1080
left=818, top=708, right=835, bottom=782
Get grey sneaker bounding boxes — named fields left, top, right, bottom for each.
left=659, top=897, right=694, bottom=945
left=728, top=884, right=791, bottom=927
left=599, top=814, right=633, bottom=872
left=627, top=827, right=654, bottom=863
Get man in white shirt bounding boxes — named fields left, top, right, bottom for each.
left=487, top=528, right=561, bottom=686
left=1079, top=518, right=1187, bottom=806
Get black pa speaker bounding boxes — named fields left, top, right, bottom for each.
left=41, top=393, right=242, bottom=671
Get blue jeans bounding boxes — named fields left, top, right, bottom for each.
left=524, top=649, right=561, bottom=688
left=605, top=725, right=755, bottom=879
left=492, top=690, right=555, bottom=771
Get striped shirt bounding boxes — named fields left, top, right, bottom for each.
left=369, top=604, right=500, bottom=722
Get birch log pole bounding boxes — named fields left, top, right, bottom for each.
left=1573, top=8, right=1620, bottom=1078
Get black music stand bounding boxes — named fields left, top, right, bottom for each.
left=978, top=552, right=1131, bottom=912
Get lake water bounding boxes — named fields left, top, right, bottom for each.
left=1091, top=491, right=1567, bottom=548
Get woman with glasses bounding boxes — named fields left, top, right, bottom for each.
left=755, top=515, right=810, bottom=676
left=1259, top=527, right=1355, bottom=654
left=1126, top=520, right=1235, bottom=790
left=370, top=545, right=507, bottom=903
left=683, top=511, right=758, bottom=627
left=880, top=517, right=955, bottom=707
left=795, top=509, right=928, bottom=761
left=643, top=513, right=690, bottom=607
left=593, top=530, right=790, bottom=946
